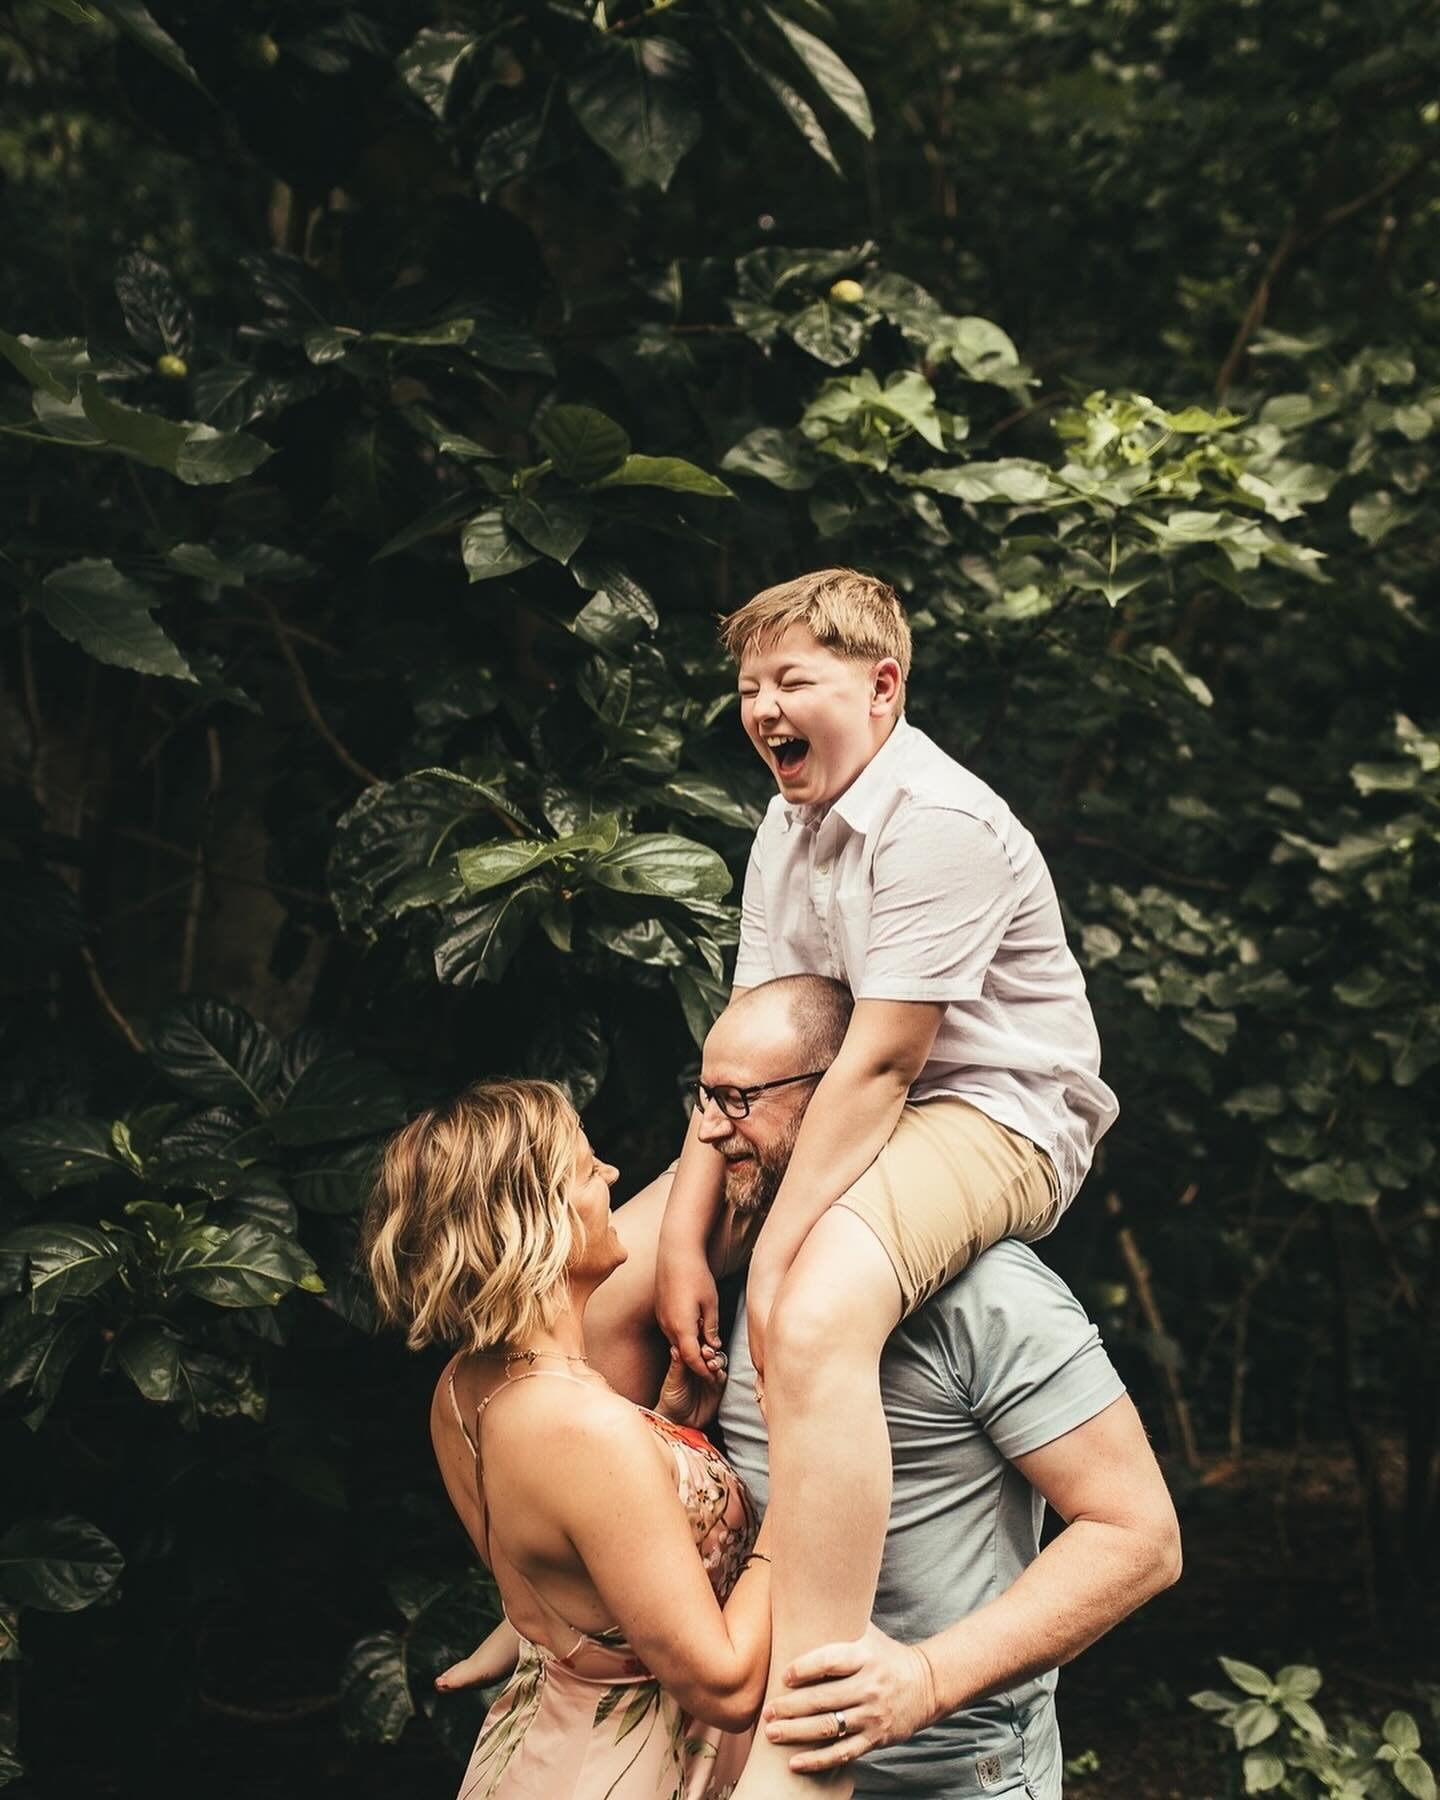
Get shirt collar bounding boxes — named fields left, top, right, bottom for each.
left=782, top=717, right=912, bottom=836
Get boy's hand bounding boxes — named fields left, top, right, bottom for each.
left=656, top=1249, right=723, bottom=1380
left=435, top=1620, right=521, bottom=1691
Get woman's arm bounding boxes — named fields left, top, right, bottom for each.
left=488, top=1387, right=772, bottom=1730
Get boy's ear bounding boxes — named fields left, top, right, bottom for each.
left=871, top=658, right=903, bottom=710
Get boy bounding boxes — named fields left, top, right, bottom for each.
left=656, top=568, right=1117, bottom=1798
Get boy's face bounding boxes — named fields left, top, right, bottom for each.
left=737, top=624, right=899, bottom=808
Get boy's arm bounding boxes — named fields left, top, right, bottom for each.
left=656, top=1105, right=730, bottom=1373
left=746, top=998, right=944, bottom=1336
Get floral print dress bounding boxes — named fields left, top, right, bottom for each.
left=452, top=1371, right=759, bottom=1800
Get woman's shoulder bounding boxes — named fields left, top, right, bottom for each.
left=483, top=1374, right=657, bottom=1463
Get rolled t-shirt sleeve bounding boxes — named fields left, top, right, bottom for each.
left=733, top=835, right=776, bottom=989
left=855, top=804, right=1022, bottom=1003
left=937, top=1244, right=1127, bottom=1460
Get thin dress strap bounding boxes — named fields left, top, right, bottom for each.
left=461, top=1367, right=603, bottom=1661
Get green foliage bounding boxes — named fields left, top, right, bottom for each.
left=1194, top=1659, right=1439, bottom=1799
left=0, top=0, right=1436, bottom=1787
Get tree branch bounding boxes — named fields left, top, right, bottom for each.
left=254, top=591, right=381, bottom=787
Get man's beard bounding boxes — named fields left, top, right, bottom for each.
left=715, top=1114, right=802, bottom=1215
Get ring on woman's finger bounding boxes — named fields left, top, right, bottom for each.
left=832, top=1711, right=849, bottom=1739
left=710, top=1351, right=728, bottom=1371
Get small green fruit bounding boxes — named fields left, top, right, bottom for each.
left=155, top=353, right=189, bottom=380
left=829, top=278, right=865, bottom=306
left=248, top=33, right=281, bottom=68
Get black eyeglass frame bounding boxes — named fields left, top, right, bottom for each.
left=693, top=1069, right=828, bottom=1120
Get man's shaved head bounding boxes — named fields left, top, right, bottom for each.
left=719, top=975, right=853, bottom=1069
left=698, top=976, right=853, bottom=1214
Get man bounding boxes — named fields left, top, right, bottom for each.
left=586, top=974, right=1180, bottom=1799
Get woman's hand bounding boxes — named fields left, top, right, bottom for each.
left=655, top=1346, right=726, bottom=1431
left=761, top=1624, right=939, bottom=1774
left=435, top=1618, right=521, bottom=1692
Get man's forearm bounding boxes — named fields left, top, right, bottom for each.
left=919, top=1518, right=1180, bottom=1719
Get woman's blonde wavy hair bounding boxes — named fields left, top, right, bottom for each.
left=364, top=1078, right=585, bottom=1354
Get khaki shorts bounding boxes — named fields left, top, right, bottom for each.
left=836, top=1096, right=1061, bottom=1315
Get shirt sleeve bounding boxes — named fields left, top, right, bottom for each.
left=732, top=833, right=776, bottom=990
left=932, top=1244, right=1127, bottom=1461
left=854, top=803, right=1022, bottom=1003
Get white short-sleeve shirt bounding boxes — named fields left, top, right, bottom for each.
left=732, top=717, right=1118, bottom=1208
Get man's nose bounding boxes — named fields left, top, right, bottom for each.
left=695, top=1099, right=729, bottom=1141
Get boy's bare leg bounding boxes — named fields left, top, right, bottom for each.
left=583, top=1170, right=673, bottom=1404
left=733, top=1208, right=902, bottom=1799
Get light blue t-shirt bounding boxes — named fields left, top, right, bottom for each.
left=719, top=1242, right=1126, bottom=1798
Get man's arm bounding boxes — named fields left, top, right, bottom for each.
left=760, top=1395, right=1181, bottom=1774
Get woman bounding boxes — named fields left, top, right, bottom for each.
left=365, top=1078, right=770, bottom=1800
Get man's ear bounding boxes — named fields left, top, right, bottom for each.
left=871, top=658, right=903, bottom=712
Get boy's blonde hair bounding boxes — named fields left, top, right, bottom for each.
left=718, top=567, right=912, bottom=680
left=364, top=1078, right=584, bottom=1354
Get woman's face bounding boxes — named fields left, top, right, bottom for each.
left=565, top=1130, right=625, bottom=1282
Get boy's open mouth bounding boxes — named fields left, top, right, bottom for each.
left=766, top=734, right=809, bottom=775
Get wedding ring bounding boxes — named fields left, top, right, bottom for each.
left=833, top=1711, right=848, bottom=1739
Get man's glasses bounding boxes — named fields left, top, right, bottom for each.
left=693, top=1070, right=828, bottom=1120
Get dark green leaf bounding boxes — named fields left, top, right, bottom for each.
left=721, top=426, right=820, bottom=490
left=163, top=1221, right=323, bottom=1307
left=36, top=560, right=198, bottom=683
left=461, top=509, right=541, bottom=582
left=432, top=882, right=543, bottom=986
left=659, top=776, right=763, bottom=832
left=340, top=1630, right=414, bottom=1745
left=527, top=1012, right=610, bottom=1109
left=148, top=998, right=282, bottom=1110
left=503, top=493, right=592, bottom=564
left=0, top=1517, right=123, bottom=1613
left=592, top=455, right=734, bottom=498
left=0, top=1224, right=127, bottom=1312
left=784, top=300, right=867, bottom=367
left=293, top=1140, right=381, bottom=1215
left=92, top=0, right=205, bottom=87
left=455, top=815, right=619, bottom=897
left=764, top=7, right=874, bottom=139
left=534, top=406, right=630, bottom=483
left=269, top=1055, right=406, bottom=1148
left=0, top=1117, right=120, bottom=1197
left=568, top=37, right=702, bottom=192
left=0, top=331, right=90, bottom=400
left=587, top=835, right=732, bottom=903
left=115, top=1323, right=182, bottom=1403
left=114, top=251, right=193, bottom=359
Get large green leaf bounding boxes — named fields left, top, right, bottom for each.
left=461, top=509, right=541, bottom=582
left=114, top=251, right=193, bottom=359
left=587, top=835, right=733, bottom=903
left=148, top=998, right=282, bottom=1110
left=292, top=1140, right=382, bottom=1215
left=115, top=1322, right=182, bottom=1403
left=534, top=406, right=630, bottom=483
left=454, top=816, right=619, bottom=897
left=432, top=882, right=543, bottom=986
left=503, top=493, right=592, bottom=564
left=764, top=7, right=874, bottom=139
left=340, top=1630, right=414, bottom=1745
left=91, top=0, right=204, bottom=88
left=0, top=331, right=89, bottom=400
left=78, top=380, right=270, bottom=485
left=0, top=1224, right=127, bottom=1313
left=568, top=37, right=702, bottom=191
left=329, top=768, right=527, bottom=936
left=527, top=1011, right=610, bottom=1110
left=0, top=1117, right=122, bottom=1197
left=269, top=1055, right=406, bottom=1149
left=163, top=1221, right=324, bottom=1307
left=591, top=455, right=734, bottom=498
left=0, top=1517, right=123, bottom=1614
left=36, top=560, right=197, bottom=683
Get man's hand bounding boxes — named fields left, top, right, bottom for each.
left=655, top=1346, right=725, bottom=1431
left=656, top=1248, right=722, bottom=1381
left=762, top=1623, right=939, bottom=1774
left=435, top=1619, right=521, bottom=1691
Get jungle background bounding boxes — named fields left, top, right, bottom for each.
left=1, top=1, right=1438, bottom=1795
